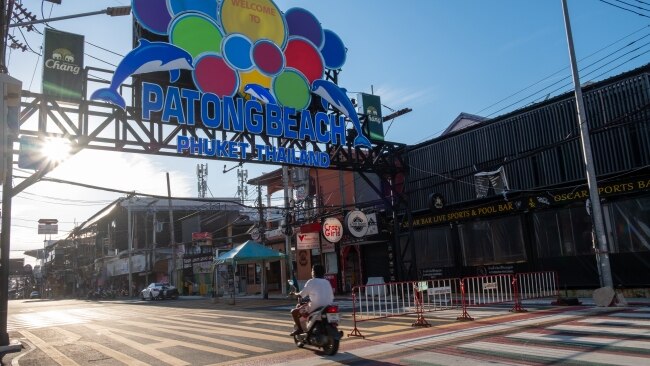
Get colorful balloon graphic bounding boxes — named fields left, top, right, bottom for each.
left=127, top=0, right=348, bottom=109
left=252, top=40, right=284, bottom=76
left=285, top=8, right=324, bottom=48
left=193, top=54, right=239, bottom=97
left=220, top=0, right=287, bottom=47
left=223, top=34, right=254, bottom=71
left=284, top=37, right=324, bottom=85
left=167, top=0, right=219, bottom=21
left=273, top=68, right=311, bottom=110
left=132, top=0, right=172, bottom=35
left=169, top=13, right=223, bottom=59
left=321, top=29, right=346, bottom=70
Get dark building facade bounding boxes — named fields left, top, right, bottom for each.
left=398, top=64, right=650, bottom=290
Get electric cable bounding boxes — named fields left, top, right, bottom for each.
left=598, top=0, right=650, bottom=18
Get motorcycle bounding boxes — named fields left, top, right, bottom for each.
left=289, top=280, right=343, bottom=356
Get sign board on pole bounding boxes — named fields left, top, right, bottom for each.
left=322, top=217, right=343, bottom=243
left=43, top=28, right=85, bottom=100
left=296, top=232, right=319, bottom=250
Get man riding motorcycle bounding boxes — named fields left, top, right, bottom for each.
left=289, top=264, right=334, bottom=336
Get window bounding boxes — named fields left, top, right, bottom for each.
left=414, top=227, right=454, bottom=268
left=605, top=197, right=650, bottom=253
left=459, top=216, right=526, bottom=265
left=533, top=206, right=594, bottom=258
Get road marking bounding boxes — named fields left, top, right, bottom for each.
left=397, top=313, right=576, bottom=348
left=548, top=324, right=650, bottom=337
left=578, top=317, right=650, bottom=326
left=19, top=330, right=79, bottom=366
left=78, top=341, right=150, bottom=366
left=118, top=319, right=277, bottom=350
left=507, top=332, right=650, bottom=351
left=161, top=314, right=291, bottom=338
left=460, top=341, right=650, bottom=366
left=612, top=312, right=650, bottom=319
left=85, top=324, right=190, bottom=366
left=400, top=351, right=527, bottom=366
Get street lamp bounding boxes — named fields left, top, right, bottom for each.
left=8, top=6, right=131, bottom=28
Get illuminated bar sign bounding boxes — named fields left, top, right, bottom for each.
left=91, top=0, right=372, bottom=168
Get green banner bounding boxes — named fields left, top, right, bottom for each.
left=42, top=28, right=84, bottom=100
left=359, top=93, right=384, bottom=141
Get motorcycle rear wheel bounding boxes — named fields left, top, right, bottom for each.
left=322, top=338, right=339, bottom=356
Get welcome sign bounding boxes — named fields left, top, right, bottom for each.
left=91, top=0, right=372, bottom=168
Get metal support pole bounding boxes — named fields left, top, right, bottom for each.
left=561, top=0, right=613, bottom=288
left=282, top=166, right=293, bottom=295
left=127, top=202, right=133, bottom=297
left=166, top=173, right=177, bottom=287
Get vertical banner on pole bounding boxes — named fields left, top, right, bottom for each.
left=42, top=28, right=85, bottom=100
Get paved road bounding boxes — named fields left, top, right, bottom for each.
left=4, top=297, right=650, bottom=365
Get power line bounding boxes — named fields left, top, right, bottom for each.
left=613, top=0, right=650, bottom=12
left=476, top=25, right=650, bottom=118
left=598, top=0, right=650, bottom=18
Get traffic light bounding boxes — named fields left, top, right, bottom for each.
left=0, top=74, right=22, bottom=185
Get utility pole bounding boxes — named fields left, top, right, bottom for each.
left=282, top=166, right=293, bottom=295
left=561, top=0, right=613, bottom=288
left=166, top=173, right=177, bottom=287
left=257, top=184, right=264, bottom=243
left=127, top=200, right=133, bottom=297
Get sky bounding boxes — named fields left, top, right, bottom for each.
left=4, top=0, right=649, bottom=265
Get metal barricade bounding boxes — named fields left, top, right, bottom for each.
left=457, top=274, right=514, bottom=321
left=349, top=280, right=432, bottom=338
left=419, top=278, right=462, bottom=312
left=512, top=271, right=559, bottom=312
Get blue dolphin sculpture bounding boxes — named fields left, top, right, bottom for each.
left=311, top=79, right=372, bottom=148
left=244, top=83, right=276, bottom=105
left=90, top=39, right=194, bottom=110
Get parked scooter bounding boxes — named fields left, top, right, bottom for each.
left=289, top=280, right=342, bottom=356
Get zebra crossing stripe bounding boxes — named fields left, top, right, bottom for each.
left=19, top=330, right=80, bottom=366
left=401, top=351, right=528, bottom=366
left=577, top=317, right=650, bottom=326
left=507, top=332, right=650, bottom=352
left=612, top=312, right=650, bottom=319
left=548, top=324, right=650, bottom=337
left=460, top=341, right=649, bottom=366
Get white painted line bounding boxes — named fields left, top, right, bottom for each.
left=19, top=330, right=79, bottom=366
left=508, top=332, right=650, bottom=351
left=402, top=351, right=527, bottom=365
left=548, top=324, right=650, bottom=337
left=397, top=313, right=575, bottom=348
left=460, top=341, right=649, bottom=366
left=613, top=312, right=650, bottom=319
left=578, top=317, right=650, bottom=326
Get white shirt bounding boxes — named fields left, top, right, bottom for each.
left=298, top=277, right=334, bottom=311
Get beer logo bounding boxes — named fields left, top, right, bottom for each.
left=46, top=48, right=80, bottom=75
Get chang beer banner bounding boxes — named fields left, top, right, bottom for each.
left=90, top=0, right=373, bottom=169
left=42, top=28, right=84, bottom=100
left=358, top=93, right=384, bottom=141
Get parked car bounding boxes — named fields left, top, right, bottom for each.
left=141, top=283, right=179, bottom=300
left=29, top=291, right=41, bottom=299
